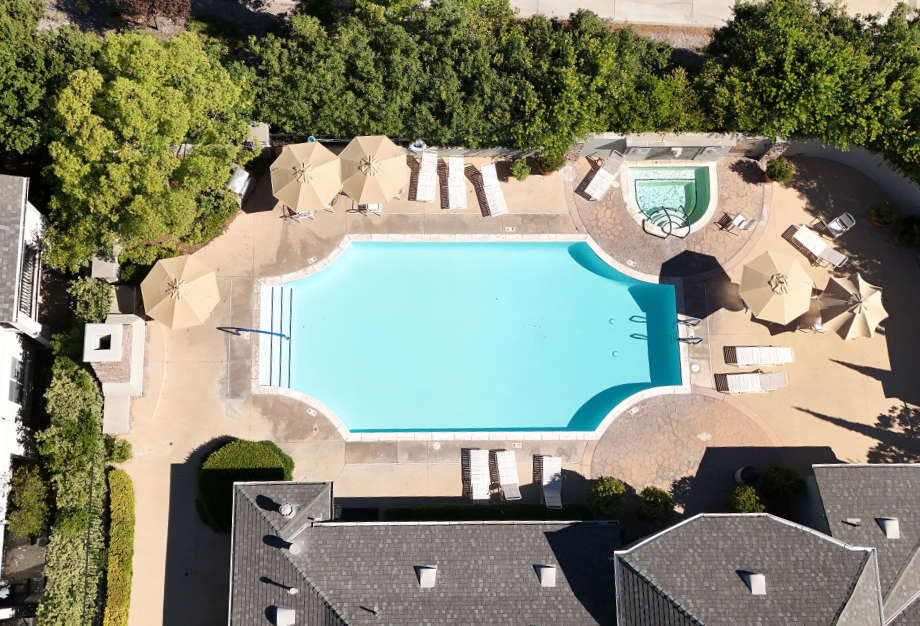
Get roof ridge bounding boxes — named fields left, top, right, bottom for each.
left=881, top=539, right=920, bottom=618
left=237, top=486, right=348, bottom=625
left=832, top=550, right=877, bottom=625
left=618, top=557, right=705, bottom=625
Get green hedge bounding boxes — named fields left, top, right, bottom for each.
left=103, top=470, right=135, bottom=626
left=196, top=440, right=294, bottom=533
left=382, top=502, right=593, bottom=522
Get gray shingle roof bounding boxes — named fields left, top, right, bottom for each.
left=230, top=482, right=621, bottom=625
left=814, top=464, right=920, bottom=623
left=0, top=175, right=28, bottom=323
left=613, top=513, right=883, bottom=626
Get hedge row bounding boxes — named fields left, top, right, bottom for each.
left=102, top=470, right=135, bottom=626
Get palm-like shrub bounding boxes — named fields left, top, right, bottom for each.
left=727, top=485, right=765, bottom=513
left=765, top=157, right=796, bottom=183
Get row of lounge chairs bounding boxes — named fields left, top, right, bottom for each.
left=463, top=449, right=562, bottom=509
left=717, top=344, right=793, bottom=393
left=414, top=152, right=508, bottom=215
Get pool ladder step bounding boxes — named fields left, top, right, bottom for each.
left=258, top=285, right=293, bottom=387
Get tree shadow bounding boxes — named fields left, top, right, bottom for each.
left=729, top=159, right=766, bottom=185
left=797, top=403, right=920, bottom=463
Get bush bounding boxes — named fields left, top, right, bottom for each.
left=870, top=201, right=898, bottom=226
left=637, top=486, right=674, bottom=525
left=758, top=466, right=804, bottom=514
left=107, top=437, right=133, bottom=464
left=7, top=466, right=49, bottom=539
left=510, top=159, right=530, bottom=181
left=67, top=276, right=114, bottom=324
left=382, top=502, right=593, bottom=522
left=535, top=152, right=566, bottom=173
left=102, top=470, right=135, bottom=626
left=726, top=485, right=765, bottom=513
left=893, top=215, right=920, bottom=249
left=765, top=157, right=796, bottom=183
left=196, top=440, right=294, bottom=533
left=586, top=476, right=627, bottom=517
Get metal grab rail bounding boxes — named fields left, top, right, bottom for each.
left=678, top=336, right=704, bottom=345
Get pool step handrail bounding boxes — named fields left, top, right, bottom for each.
left=678, top=336, right=704, bottom=345
left=643, top=207, right=689, bottom=239
left=678, top=317, right=702, bottom=327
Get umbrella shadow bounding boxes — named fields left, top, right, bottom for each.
left=660, top=251, right=743, bottom=320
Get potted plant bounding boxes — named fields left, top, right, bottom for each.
left=765, top=157, right=796, bottom=183
left=535, top=152, right=566, bottom=175
left=510, top=158, right=531, bottom=182
left=869, top=201, right=897, bottom=227
left=892, top=215, right=920, bottom=248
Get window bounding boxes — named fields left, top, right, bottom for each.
left=8, top=357, right=24, bottom=405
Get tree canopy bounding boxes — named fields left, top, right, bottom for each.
left=0, top=0, right=98, bottom=155
left=44, top=32, right=252, bottom=270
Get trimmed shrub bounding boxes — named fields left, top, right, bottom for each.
left=510, top=159, right=530, bottom=181
left=727, top=485, right=765, bottom=513
left=893, top=215, right=920, bottom=249
left=382, top=502, right=593, bottom=522
left=637, top=486, right=674, bottom=525
left=870, top=201, right=898, bottom=226
left=7, top=465, right=49, bottom=539
left=103, top=470, right=135, bottom=626
left=68, top=276, right=115, bottom=324
left=586, top=476, right=628, bottom=518
left=758, top=466, right=804, bottom=514
left=535, top=152, right=566, bottom=173
left=765, top=157, right=796, bottom=183
left=106, top=437, right=133, bottom=464
left=196, top=440, right=294, bottom=533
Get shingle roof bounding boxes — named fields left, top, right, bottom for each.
left=814, top=464, right=920, bottom=623
left=613, top=513, right=883, bottom=626
left=0, top=175, right=28, bottom=323
left=230, top=482, right=621, bottom=625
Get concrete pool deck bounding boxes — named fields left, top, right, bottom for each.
left=122, top=155, right=919, bottom=625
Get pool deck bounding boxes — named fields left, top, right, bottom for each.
left=122, top=155, right=920, bottom=625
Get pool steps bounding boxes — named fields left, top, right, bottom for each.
left=258, top=285, right=292, bottom=387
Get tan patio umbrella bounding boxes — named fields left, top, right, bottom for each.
left=339, top=135, right=409, bottom=204
left=270, top=142, right=342, bottom=212
left=818, top=274, right=888, bottom=340
left=141, top=255, right=220, bottom=330
left=739, top=251, right=814, bottom=324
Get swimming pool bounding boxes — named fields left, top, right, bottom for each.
left=630, top=167, right=711, bottom=226
left=262, top=242, right=681, bottom=433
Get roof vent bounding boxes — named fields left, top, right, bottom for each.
left=844, top=518, right=862, bottom=526
left=289, top=541, right=304, bottom=556
left=739, top=571, right=766, bottom=595
left=415, top=565, right=437, bottom=588
left=279, top=503, right=296, bottom=518
left=535, top=564, right=556, bottom=587
left=275, top=607, right=296, bottom=626
left=877, top=517, right=900, bottom=539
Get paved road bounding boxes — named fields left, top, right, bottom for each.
left=511, top=0, right=918, bottom=27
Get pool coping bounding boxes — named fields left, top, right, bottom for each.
left=251, top=233, right=692, bottom=442
left=620, top=160, right=720, bottom=237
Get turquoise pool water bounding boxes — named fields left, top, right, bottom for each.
left=631, top=167, right=711, bottom=225
left=281, top=242, right=681, bottom=432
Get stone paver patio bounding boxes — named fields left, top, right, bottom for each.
left=121, top=153, right=918, bottom=625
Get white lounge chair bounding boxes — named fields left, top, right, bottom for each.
left=583, top=152, right=624, bottom=201
left=415, top=151, right=437, bottom=203
left=539, top=455, right=562, bottom=510
left=494, top=450, right=521, bottom=501
left=360, top=203, right=382, bottom=216
left=468, top=449, right=490, bottom=503
left=725, top=346, right=795, bottom=366
left=825, top=212, right=856, bottom=238
left=480, top=162, right=508, bottom=216
left=715, top=371, right=788, bottom=394
left=447, top=156, right=467, bottom=209
left=791, top=225, right=848, bottom=268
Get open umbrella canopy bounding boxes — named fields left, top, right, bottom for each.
left=819, top=274, right=888, bottom=340
left=339, top=135, right=409, bottom=204
left=140, top=255, right=220, bottom=330
left=739, top=251, right=814, bottom=325
left=270, top=142, right=342, bottom=212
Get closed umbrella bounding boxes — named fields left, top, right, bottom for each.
left=339, top=135, right=409, bottom=204
left=141, top=255, right=220, bottom=330
left=819, top=274, right=888, bottom=340
left=270, top=142, right=342, bottom=212
left=739, top=251, right=814, bottom=324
